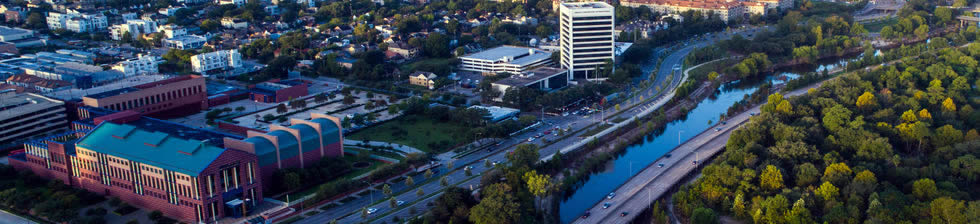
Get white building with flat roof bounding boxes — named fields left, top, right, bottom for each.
left=46, top=11, right=108, bottom=33
left=112, top=54, right=160, bottom=76
left=459, top=46, right=553, bottom=75
left=109, top=19, right=158, bottom=40
left=162, top=34, right=207, bottom=49
left=191, top=49, right=242, bottom=75
left=0, top=25, right=34, bottom=42
left=161, top=24, right=187, bottom=38
left=560, top=2, right=615, bottom=80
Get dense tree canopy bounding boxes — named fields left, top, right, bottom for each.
left=674, top=38, right=980, bottom=223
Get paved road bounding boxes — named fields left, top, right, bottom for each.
left=574, top=82, right=822, bottom=224
left=0, top=209, right=36, bottom=224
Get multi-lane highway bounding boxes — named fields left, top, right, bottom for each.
left=573, top=81, right=822, bottom=224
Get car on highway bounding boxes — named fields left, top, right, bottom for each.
left=528, top=137, right=536, bottom=142
left=367, top=208, right=378, bottom=214
left=603, top=202, right=612, bottom=209
left=715, top=128, right=722, bottom=132
left=492, top=161, right=501, bottom=166
left=721, top=121, right=727, bottom=125
left=665, top=153, right=672, bottom=158
left=607, top=192, right=616, bottom=199
left=658, top=163, right=665, bottom=168
left=582, top=211, right=591, bottom=218
left=621, top=211, right=630, bottom=217
left=396, top=201, right=405, bottom=206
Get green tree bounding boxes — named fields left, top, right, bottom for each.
left=469, top=183, right=520, bottom=224
left=416, top=188, right=425, bottom=197
left=507, top=144, right=540, bottom=169
left=691, top=207, right=719, bottom=224
left=915, top=24, right=929, bottom=39
left=383, top=184, right=392, bottom=197
left=284, top=172, right=301, bottom=190
left=931, top=197, right=968, bottom=224
left=912, top=178, right=937, bottom=201
left=822, top=163, right=853, bottom=186
left=424, top=169, right=434, bottom=179
left=849, top=170, right=877, bottom=195
left=440, top=176, right=449, bottom=187
left=389, top=197, right=398, bottom=208
left=795, top=163, right=820, bottom=187
left=405, top=176, right=414, bottom=187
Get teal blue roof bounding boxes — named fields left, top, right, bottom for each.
left=76, top=122, right=226, bottom=176
left=244, top=136, right=277, bottom=167
left=291, top=124, right=320, bottom=153
left=311, top=118, right=341, bottom=144
left=267, top=130, right=299, bottom=161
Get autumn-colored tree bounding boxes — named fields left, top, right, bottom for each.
left=856, top=91, right=875, bottom=109
left=760, top=165, right=784, bottom=191
left=815, top=181, right=839, bottom=201
left=918, top=108, right=932, bottom=120
left=822, top=163, right=853, bottom=186
left=942, top=97, right=957, bottom=112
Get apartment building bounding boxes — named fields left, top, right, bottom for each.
left=191, top=50, right=243, bottom=76
left=111, top=54, right=161, bottom=76
left=0, top=90, right=68, bottom=146
left=622, top=0, right=744, bottom=22
left=459, top=46, right=553, bottom=75
left=110, top=19, right=159, bottom=41
left=161, top=24, right=187, bottom=38
left=559, top=2, right=616, bottom=80
left=46, top=11, right=108, bottom=33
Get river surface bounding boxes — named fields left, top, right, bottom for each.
left=557, top=53, right=866, bottom=223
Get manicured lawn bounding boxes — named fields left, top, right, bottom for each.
left=347, top=115, right=472, bottom=153
left=862, top=17, right=898, bottom=33
left=274, top=155, right=384, bottom=201
left=579, top=124, right=613, bottom=138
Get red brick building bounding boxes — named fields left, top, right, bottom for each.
left=82, top=75, right=208, bottom=118
left=10, top=110, right=346, bottom=222
left=10, top=111, right=263, bottom=223
left=248, top=79, right=309, bottom=103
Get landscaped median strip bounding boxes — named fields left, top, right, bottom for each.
left=366, top=174, right=483, bottom=223
left=334, top=166, right=485, bottom=222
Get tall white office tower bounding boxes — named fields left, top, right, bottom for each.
left=559, top=2, right=615, bottom=81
